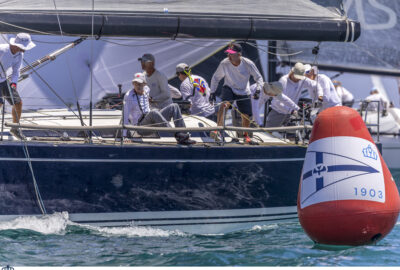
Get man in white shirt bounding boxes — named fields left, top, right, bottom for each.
left=304, top=65, right=341, bottom=111
left=266, top=62, right=322, bottom=127
left=333, top=80, right=354, bottom=108
left=210, top=43, right=263, bottom=144
left=138, top=53, right=173, bottom=110
left=251, top=82, right=300, bottom=126
left=361, top=88, right=388, bottom=114
left=176, top=63, right=215, bottom=120
left=123, top=73, right=195, bottom=145
left=0, top=33, right=35, bottom=139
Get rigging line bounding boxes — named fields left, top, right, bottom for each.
left=32, top=39, right=73, bottom=44
left=255, top=43, right=312, bottom=51
left=0, top=19, right=52, bottom=36
left=89, top=0, right=94, bottom=140
left=245, top=42, right=303, bottom=57
left=0, top=62, right=47, bottom=215
left=173, top=39, right=229, bottom=48
left=350, top=42, right=398, bottom=69
left=21, top=58, right=87, bottom=121
left=100, top=37, right=167, bottom=41
left=99, top=39, right=170, bottom=47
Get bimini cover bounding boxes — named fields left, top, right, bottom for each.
left=0, top=0, right=359, bottom=42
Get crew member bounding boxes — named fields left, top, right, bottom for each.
left=304, top=65, right=341, bottom=111
left=138, top=53, right=172, bottom=110
left=266, top=62, right=321, bottom=127
left=0, top=33, right=36, bottom=139
left=333, top=80, right=354, bottom=107
left=362, top=87, right=388, bottom=115
left=123, top=72, right=195, bottom=145
left=176, top=63, right=215, bottom=120
left=210, top=43, right=263, bottom=144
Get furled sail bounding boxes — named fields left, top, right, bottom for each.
left=0, top=0, right=359, bottom=42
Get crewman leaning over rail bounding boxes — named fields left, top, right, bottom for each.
left=266, top=62, right=321, bottom=128
left=0, top=33, right=36, bottom=140
left=123, top=72, right=196, bottom=145
left=251, top=82, right=300, bottom=126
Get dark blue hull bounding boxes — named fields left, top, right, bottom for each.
left=0, top=142, right=306, bottom=232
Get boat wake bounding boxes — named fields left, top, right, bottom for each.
left=0, top=212, right=187, bottom=238
left=86, top=225, right=187, bottom=238
left=0, top=212, right=70, bottom=235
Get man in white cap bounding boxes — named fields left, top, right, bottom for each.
left=210, top=42, right=263, bottom=144
left=266, top=62, right=322, bottom=127
left=304, top=65, right=341, bottom=112
left=0, top=33, right=35, bottom=139
left=138, top=53, right=173, bottom=110
left=123, top=72, right=195, bottom=145
left=176, top=63, right=215, bottom=120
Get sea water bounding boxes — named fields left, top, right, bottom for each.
left=1, top=170, right=400, bottom=267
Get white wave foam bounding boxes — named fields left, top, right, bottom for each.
left=0, top=212, right=70, bottom=234
left=85, top=224, right=187, bottom=238
left=250, top=224, right=279, bottom=231
left=0, top=212, right=187, bottom=237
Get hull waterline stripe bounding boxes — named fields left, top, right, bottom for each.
left=0, top=157, right=305, bottom=163
left=74, top=211, right=299, bottom=224
left=95, top=216, right=298, bottom=227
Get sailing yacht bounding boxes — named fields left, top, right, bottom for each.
left=0, top=0, right=359, bottom=234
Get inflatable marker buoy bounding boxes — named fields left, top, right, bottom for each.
left=298, top=106, right=400, bottom=246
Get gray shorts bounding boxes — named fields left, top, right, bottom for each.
left=0, top=81, right=21, bottom=105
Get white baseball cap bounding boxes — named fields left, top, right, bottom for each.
left=132, top=72, right=146, bottom=84
left=10, top=33, right=36, bottom=51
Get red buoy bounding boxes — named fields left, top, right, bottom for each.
left=298, top=106, right=400, bottom=245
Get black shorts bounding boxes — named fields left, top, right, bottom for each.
left=0, top=81, right=21, bottom=105
left=220, top=85, right=252, bottom=116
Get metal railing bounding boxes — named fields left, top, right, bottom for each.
left=5, top=122, right=313, bottom=145
left=360, top=100, right=381, bottom=142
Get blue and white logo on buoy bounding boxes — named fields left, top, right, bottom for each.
left=300, top=136, right=385, bottom=209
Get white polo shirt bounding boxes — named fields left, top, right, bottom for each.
left=123, top=86, right=151, bottom=136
